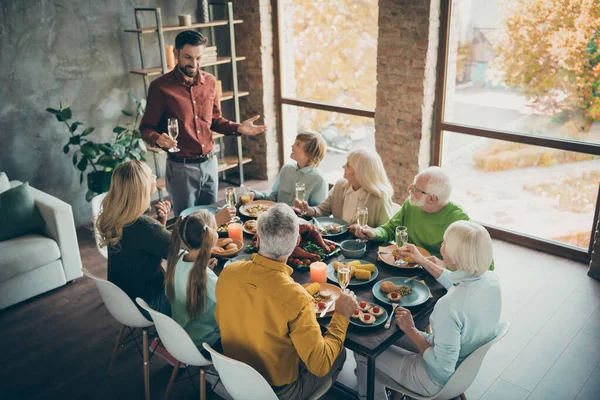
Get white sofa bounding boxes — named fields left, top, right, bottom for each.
left=0, top=172, right=83, bottom=309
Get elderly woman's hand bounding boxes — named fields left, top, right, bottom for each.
left=293, top=199, right=311, bottom=216
left=426, top=256, right=445, bottom=268
left=400, top=243, right=426, bottom=265
left=395, top=306, right=416, bottom=332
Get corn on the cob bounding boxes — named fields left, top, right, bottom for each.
left=346, top=260, right=361, bottom=267
left=304, top=282, right=320, bottom=296
left=355, top=263, right=375, bottom=272
left=354, top=269, right=371, bottom=280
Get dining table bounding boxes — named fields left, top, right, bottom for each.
left=180, top=202, right=447, bottom=400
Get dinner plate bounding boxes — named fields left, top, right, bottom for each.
left=224, top=254, right=253, bottom=267
left=349, top=303, right=388, bottom=328
left=302, top=283, right=342, bottom=317
left=326, top=259, right=379, bottom=286
left=378, top=244, right=431, bottom=270
left=312, top=217, right=349, bottom=238
left=372, top=277, right=431, bottom=307
left=239, top=200, right=276, bottom=218
left=179, top=205, right=219, bottom=218
left=242, top=220, right=258, bottom=236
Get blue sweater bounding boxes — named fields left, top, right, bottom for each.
left=254, top=163, right=328, bottom=206
left=422, top=269, right=502, bottom=386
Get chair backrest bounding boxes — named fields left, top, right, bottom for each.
left=83, top=268, right=152, bottom=328
left=91, top=192, right=108, bottom=259
left=136, top=298, right=212, bottom=367
left=202, top=343, right=278, bottom=400
left=435, top=322, right=511, bottom=399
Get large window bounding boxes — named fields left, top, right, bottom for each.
left=275, top=0, right=378, bottom=180
left=436, top=0, right=600, bottom=259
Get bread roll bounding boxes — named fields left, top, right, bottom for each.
left=217, top=238, right=233, bottom=247
left=225, top=243, right=238, bottom=251
left=380, top=281, right=397, bottom=293
left=212, top=246, right=224, bottom=253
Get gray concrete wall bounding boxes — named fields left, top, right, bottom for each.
left=0, top=0, right=200, bottom=226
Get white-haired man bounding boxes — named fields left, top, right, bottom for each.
left=360, top=166, right=471, bottom=261
left=215, top=204, right=358, bottom=399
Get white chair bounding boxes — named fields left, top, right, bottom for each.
left=202, top=343, right=332, bottom=400
left=91, top=192, right=108, bottom=259
left=136, top=298, right=213, bottom=400
left=83, top=268, right=153, bottom=400
left=376, top=322, right=511, bottom=400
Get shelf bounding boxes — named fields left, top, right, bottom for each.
left=125, top=19, right=243, bottom=34
left=221, top=91, right=250, bottom=101
left=130, top=57, right=247, bottom=76
left=218, top=156, right=252, bottom=173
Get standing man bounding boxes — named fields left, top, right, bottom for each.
left=140, top=30, right=266, bottom=215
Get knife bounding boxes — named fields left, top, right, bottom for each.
left=319, top=297, right=336, bottom=318
left=312, top=217, right=326, bottom=232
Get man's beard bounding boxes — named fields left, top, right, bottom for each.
left=408, top=194, right=427, bottom=208
left=179, top=64, right=197, bottom=78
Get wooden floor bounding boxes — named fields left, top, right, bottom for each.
left=0, top=180, right=599, bottom=399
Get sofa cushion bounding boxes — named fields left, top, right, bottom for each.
left=0, top=172, right=9, bottom=193
left=0, top=182, right=45, bottom=241
left=0, top=234, right=61, bottom=283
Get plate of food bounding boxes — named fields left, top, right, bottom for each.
left=327, top=260, right=379, bottom=286
left=372, top=277, right=431, bottom=307
left=211, top=238, right=244, bottom=258
left=239, top=200, right=275, bottom=218
left=224, top=254, right=253, bottom=268
left=179, top=205, right=219, bottom=218
left=216, top=220, right=234, bottom=237
left=312, top=217, right=349, bottom=237
left=243, top=219, right=258, bottom=235
left=302, top=282, right=342, bottom=318
left=378, top=244, right=431, bottom=270
left=349, top=301, right=388, bottom=328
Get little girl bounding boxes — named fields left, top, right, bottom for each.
left=164, top=210, right=221, bottom=351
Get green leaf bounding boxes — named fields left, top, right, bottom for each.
left=69, top=135, right=81, bottom=145
left=46, top=108, right=61, bottom=116
left=63, top=144, right=70, bottom=154
left=76, top=157, right=88, bottom=171
left=60, top=108, right=72, bottom=121
left=80, top=142, right=99, bottom=158
left=72, top=153, right=78, bottom=166
left=70, top=121, right=83, bottom=132
left=81, top=127, right=95, bottom=137
left=113, top=126, right=127, bottom=134
left=128, top=92, right=138, bottom=104
left=98, top=143, right=114, bottom=155
left=97, top=154, right=119, bottom=169
left=130, top=150, right=141, bottom=160
left=121, top=110, right=134, bottom=117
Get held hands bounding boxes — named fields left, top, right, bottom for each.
left=156, top=133, right=177, bottom=149
left=216, top=206, right=237, bottom=227
left=155, top=201, right=172, bottom=225
left=335, top=289, right=359, bottom=319
left=238, top=115, right=267, bottom=136
left=353, top=225, right=376, bottom=240
left=395, top=306, right=416, bottom=332
left=400, top=244, right=427, bottom=265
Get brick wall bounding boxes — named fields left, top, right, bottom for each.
left=375, top=0, right=441, bottom=204
left=234, top=0, right=279, bottom=181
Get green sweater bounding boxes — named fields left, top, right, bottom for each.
left=374, top=200, right=470, bottom=259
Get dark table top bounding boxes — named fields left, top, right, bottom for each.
left=211, top=224, right=446, bottom=358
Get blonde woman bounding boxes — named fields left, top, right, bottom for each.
left=96, top=161, right=173, bottom=318
left=251, top=131, right=328, bottom=206
left=165, top=210, right=221, bottom=354
left=355, top=221, right=501, bottom=399
left=296, top=147, right=394, bottom=228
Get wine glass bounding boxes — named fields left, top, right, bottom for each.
left=240, top=187, right=252, bottom=205
left=225, top=187, right=240, bottom=222
left=337, top=264, right=352, bottom=291
left=395, top=226, right=409, bottom=266
left=355, top=206, right=368, bottom=242
left=295, top=183, right=306, bottom=215
left=167, top=118, right=180, bottom=153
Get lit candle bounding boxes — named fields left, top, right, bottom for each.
left=309, top=262, right=327, bottom=283
left=228, top=223, right=243, bottom=242
left=166, top=45, right=175, bottom=70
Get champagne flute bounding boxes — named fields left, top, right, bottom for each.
left=395, top=226, right=409, bottom=266
left=295, top=183, right=306, bottom=216
left=225, top=187, right=239, bottom=222
left=356, top=206, right=368, bottom=243
left=337, top=265, right=352, bottom=291
left=167, top=118, right=180, bottom=153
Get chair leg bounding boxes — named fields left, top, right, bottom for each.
left=164, top=361, right=181, bottom=400
left=143, top=329, right=150, bottom=400
left=199, top=368, right=206, bottom=400
left=460, top=394, right=467, bottom=400
left=107, top=325, right=127, bottom=375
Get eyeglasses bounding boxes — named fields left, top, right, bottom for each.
left=408, top=183, right=432, bottom=197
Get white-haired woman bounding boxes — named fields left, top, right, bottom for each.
left=355, top=221, right=501, bottom=399
left=295, top=147, right=394, bottom=228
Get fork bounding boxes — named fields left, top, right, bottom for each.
left=385, top=303, right=399, bottom=329
left=403, top=275, right=419, bottom=283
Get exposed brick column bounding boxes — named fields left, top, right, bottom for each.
left=375, top=0, right=441, bottom=203
left=234, top=0, right=279, bottom=181
left=589, top=188, right=600, bottom=280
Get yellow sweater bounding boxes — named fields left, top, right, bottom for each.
left=215, top=253, right=349, bottom=386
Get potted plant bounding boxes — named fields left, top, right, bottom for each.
left=46, top=93, right=147, bottom=201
